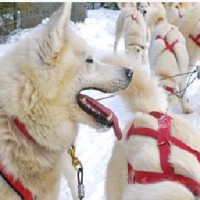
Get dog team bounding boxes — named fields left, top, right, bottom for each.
left=1, top=2, right=200, bottom=200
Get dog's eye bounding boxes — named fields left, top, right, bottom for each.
left=137, top=49, right=140, bottom=53
left=86, top=58, right=93, bottom=64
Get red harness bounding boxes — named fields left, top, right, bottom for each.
left=189, top=33, right=200, bottom=47
left=0, top=117, right=35, bottom=200
left=127, top=14, right=137, bottom=22
left=156, top=28, right=179, bottom=53
left=127, top=112, right=200, bottom=196
left=163, top=86, right=175, bottom=94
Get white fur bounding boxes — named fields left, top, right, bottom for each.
left=178, top=4, right=200, bottom=66
left=164, top=2, right=194, bottom=27
left=114, top=8, right=147, bottom=65
left=105, top=66, right=200, bottom=200
left=147, top=6, right=192, bottom=114
left=117, top=2, right=136, bottom=10
left=0, top=3, right=132, bottom=200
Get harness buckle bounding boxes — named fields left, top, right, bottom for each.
left=158, top=140, right=170, bottom=146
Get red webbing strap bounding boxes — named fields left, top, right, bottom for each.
left=151, top=112, right=174, bottom=173
left=126, top=14, right=137, bottom=22
left=189, top=33, right=200, bottom=47
left=128, top=164, right=200, bottom=196
left=163, top=86, right=175, bottom=94
left=127, top=112, right=173, bottom=173
left=170, top=135, right=200, bottom=162
left=126, top=126, right=158, bottom=140
left=156, top=28, right=179, bottom=52
left=12, top=117, right=35, bottom=142
left=127, top=111, right=200, bottom=196
left=131, top=14, right=137, bottom=21
left=0, top=164, right=33, bottom=200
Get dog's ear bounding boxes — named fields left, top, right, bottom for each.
left=168, top=3, right=173, bottom=8
left=48, top=3, right=71, bottom=31
left=36, top=3, right=72, bottom=67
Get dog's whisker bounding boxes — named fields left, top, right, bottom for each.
left=160, top=71, right=194, bottom=80
left=96, top=94, right=117, bottom=101
left=161, top=66, right=200, bottom=81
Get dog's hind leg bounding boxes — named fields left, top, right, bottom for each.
left=179, top=79, right=193, bottom=114
left=174, top=41, right=193, bottom=114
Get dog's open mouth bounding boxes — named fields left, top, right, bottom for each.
left=77, top=92, right=122, bottom=140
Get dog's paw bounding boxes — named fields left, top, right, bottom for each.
left=183, top=107, right=193, bottom=114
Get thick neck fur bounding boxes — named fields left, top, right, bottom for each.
left=120, top=67, right=168, bottom=114
left=0, top=110, right=64, bottom=191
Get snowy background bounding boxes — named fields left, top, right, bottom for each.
left=1, top=8, right=200, bottom=200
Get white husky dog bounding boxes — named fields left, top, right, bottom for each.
left=117, top=2, right=136, bottom=10
left=164, top=2, right=194, bottom=27
left=178, top=4, right=200, bottom=66
left=106, top=65, right=200, bottom=200
left=0, top=3, right=133, bottom=200
left=147, top=6, right=192, bottom=114
left=114, top=7, right=147, bottom=64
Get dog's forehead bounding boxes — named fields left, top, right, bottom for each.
left=69, top=33, right=92, bottom=57
left=140, top=3, right=148, bottom=8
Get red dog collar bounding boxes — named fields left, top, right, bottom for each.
left=127, top=112, right=200, bottom=196
left=0, top=117, right=35, bottom=199
left=0, top=164, right=34, bottom=200
left=12, top=117, right=35, bottom=142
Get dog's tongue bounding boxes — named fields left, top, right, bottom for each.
left=110, top=111, right=122, bottom=140
left=81, top=94, right=122, bottom=140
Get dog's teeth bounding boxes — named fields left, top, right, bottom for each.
left=81, top=97, right=87, bottom=105
left=106, top=114, right=113, bottom=121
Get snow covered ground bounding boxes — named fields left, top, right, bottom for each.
left=1, top=7, right=200, bottom=200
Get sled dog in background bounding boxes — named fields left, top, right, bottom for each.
left=0, top=3, right=133, bottom=200
left=106, top=62, right=200, bottom=200
left=137, top=2, right=150, bottom=18
left=147, top=5, right=192, bottom=114
left=114, top=7, right=147, bottom=64
left=137, top=2, right=151, bottom=42
left=164, top=2, right=193, bottom=27
left=178, top=4, right=200, bottom=66
left=117, top=2, right=136, bottom=10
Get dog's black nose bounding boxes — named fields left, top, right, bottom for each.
left=143, top=10, right=147, bottom=15
left=125, top=68, right=133, bottom=80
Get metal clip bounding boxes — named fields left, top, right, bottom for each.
left=68, top=145, right=85, bottom=199
left=78, top=168, right=85, bottom=199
